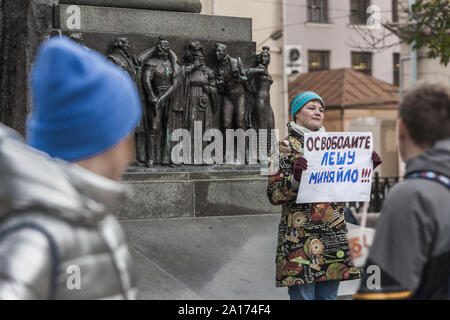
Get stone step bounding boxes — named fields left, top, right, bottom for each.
left=115, top=167, right=279, bottom=220
left=57, top=4, right=251, bottom=42
left=60, top=0, right=203, bottom=13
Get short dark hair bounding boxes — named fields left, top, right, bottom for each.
left=399, top=82, right=450, bottom=147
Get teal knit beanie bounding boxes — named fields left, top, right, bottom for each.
left=291, top=91, right=324, bottom=118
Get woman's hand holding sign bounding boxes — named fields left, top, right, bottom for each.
left=293, top=157, right=308, bottom=182
left=372, top=151, right=382, bottom=169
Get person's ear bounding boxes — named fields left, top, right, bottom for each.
left=397, top=118, right=408, bottom=142
left=396, top=117, right=410, bottom=162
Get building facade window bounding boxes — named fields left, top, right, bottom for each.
left=351, top=52, right=372, bottom=76
left=393, top=53, right=400, bottom=86
left=350, top=0, right=371, bottom=25
left=307, top=0, right=329, bottom=23
left=308, top=50, right=330, bottom=72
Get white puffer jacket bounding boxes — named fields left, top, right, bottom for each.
left=0, top=123, right=137, bottom=299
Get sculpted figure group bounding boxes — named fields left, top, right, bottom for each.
left=106, top=36, right=274, bottom=166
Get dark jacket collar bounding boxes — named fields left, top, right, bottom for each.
left=406, top=138, right=450, bottom=177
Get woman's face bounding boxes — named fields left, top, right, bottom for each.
left=294, top=100, right=325, bottom=131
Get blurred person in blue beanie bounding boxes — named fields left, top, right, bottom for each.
left=0, top=36, right=141, bottom=299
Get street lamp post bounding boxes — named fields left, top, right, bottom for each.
left=257, top=29, right=283, bottom=48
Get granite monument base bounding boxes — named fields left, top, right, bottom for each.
left=115, top=166, right=279, bottom=220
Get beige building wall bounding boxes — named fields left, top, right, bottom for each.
left=323, top=109, right=398, bottom=133
left=398, top=0, right=450, bottom=91
left=323, top=109, right=343, bottom=132
left=200, top=0, right=286, bottom=137
left=342, top=109, right=398, bottom=132
left=400, top=44, right=450, bottom=92
left=345, top=110, right=399, bottom=177
left=349, top=117, right=399, bottom=177
left=397, top=0, right=450, bottom=175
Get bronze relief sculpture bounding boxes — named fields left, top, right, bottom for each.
left=107, top=37, right=137, bottom=80
left=248, top=46, right=276, bottom=157
left=105, top=36, right=274, bottom=166
left=106, top=37, right=147, bottom=166
left=250, top=46, right=275, bottom=132
left=139, top=36, right=184, bottom=165
left=183, top=41, right=219, bottom=138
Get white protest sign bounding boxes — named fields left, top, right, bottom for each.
left=296, top=132, right=373, bottom=203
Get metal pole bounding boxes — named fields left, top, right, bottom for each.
left=282, top=0, right=289, bottom=136
left=409, top=0, right=417, bottom=85
left=374, top=172, right=380, bottom=212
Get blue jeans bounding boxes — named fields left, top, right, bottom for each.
left=288, top=280, right=340, bottom=300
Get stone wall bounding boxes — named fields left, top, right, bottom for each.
left=0, top=0, right=56, bottom=135
left=60, top=0, right=202, bottom=13
left=115, top=169, right=279, bottom=219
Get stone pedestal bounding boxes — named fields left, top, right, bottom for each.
left=114, top=167, right=278, bottom=220
left=57, top=4, right=251, bottom=42
left=60, top=0, right=203, bottom=13
left=0, top=1, right=271, bottom=220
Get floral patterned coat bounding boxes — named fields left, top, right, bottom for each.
left=267, top=123, right=361, bottom=287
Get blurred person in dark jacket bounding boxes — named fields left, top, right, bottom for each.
left=0, top=36, right=142, bottom=299
left=355, top=82, right=450, bottom=300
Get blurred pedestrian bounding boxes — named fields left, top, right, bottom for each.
left=0, top=36, right=142, bottom=299
left=267, top=91, right=382, bottom=300
left=355, top=82, right=450, bottom=300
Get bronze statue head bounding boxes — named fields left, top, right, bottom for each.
left=156, top=36, right=170, bottom=57
left=215, top=43, right=227, bottom=61
left=257, top=46, right=271, bottom=66
left=112, top=37, right=131, bottom=53
left=187, top=41, right=204, bottom=62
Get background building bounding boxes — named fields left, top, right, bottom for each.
left=201, top=0, right=401, bottom=137
left=285, top=0, right=400, bottom=84
left=284, top=0, right=402, bottom=176
left=397, top=0, right=450, bottom=92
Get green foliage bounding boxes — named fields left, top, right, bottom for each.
left=401, top=0, right=450, bottom=66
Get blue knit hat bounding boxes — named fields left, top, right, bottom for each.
left=27, top=36, right=142, bottom=162
left=291, top=91, right=325, bottom=118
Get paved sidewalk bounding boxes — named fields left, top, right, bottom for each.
left=121, top=214, right=361, bottom=300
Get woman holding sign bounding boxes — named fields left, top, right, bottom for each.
left=267, top=91, right=382, bottom=300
